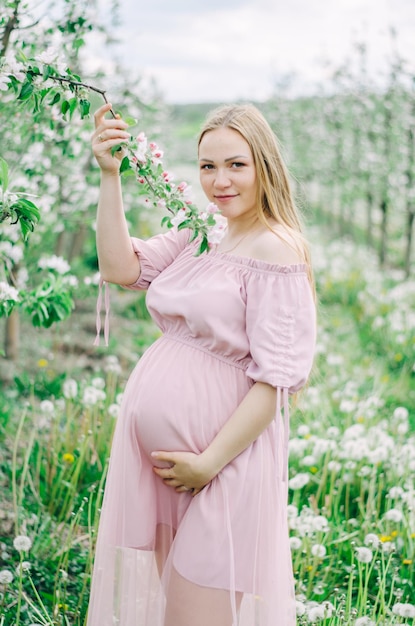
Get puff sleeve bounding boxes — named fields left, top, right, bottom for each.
left=126, top=227, right=191, bottom=290
left=94, top=227, right=190, bottom=346
left=245, top=265, right=316, bottom=480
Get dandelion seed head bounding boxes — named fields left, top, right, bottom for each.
left=355, top=618, right=375, bottom=626
left=364, top=533, right=380, bottom=549
left=355, top=547, right=373, bottom=563
left=63, top=378, right=78, bottom=399
left=392, top=602, right=415, bottom=618
left=296, top=600, right=306, bottom=616
left=91, top=376, right=105, bottom=390
left=311, top=543, right=327, bottom=558
left=13, top=535, right=32, bottom=552
left=384, top=508, right=403, bottom=522
left=40, top=399, right=54, bottom=414
left=289, top=536, right=302, bottom=550
left=0, top=569, right=13, bottom=584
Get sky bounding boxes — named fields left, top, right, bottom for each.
left=91, top=0, right=415, bottom=104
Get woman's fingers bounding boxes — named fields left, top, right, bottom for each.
left=93, top=102, right=114, bottom=128
left=93, top=128, right=130, bottom=145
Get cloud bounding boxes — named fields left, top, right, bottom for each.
left=96, top=0, right=415, bottom=103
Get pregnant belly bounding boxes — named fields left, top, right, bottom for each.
left=123, top=337, right=250, bottom=464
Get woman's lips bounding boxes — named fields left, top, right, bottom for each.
left=214, top=195, right=237, bottom=202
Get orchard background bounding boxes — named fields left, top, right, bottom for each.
left=0, top=1, right=414, bottom=625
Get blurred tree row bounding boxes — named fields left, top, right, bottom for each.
left=266, top=32, right=415, bottom=276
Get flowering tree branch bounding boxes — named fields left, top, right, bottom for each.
left=0, top=48, right=227, bottom=255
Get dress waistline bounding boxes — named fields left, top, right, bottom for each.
left=162, top=333, right=249, bottom=371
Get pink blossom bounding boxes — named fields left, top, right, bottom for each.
left=162, top=171, right=174, bottom=182
left=206, top=202, right=220, bottom=214
left=177, top=181, right=188, bottom=193
left=136, top=132, right=146, bottom=143
left=207, top=214, right=227, bottom=245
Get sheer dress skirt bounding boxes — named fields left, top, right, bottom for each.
left=86, top=335, right=296, bottom=626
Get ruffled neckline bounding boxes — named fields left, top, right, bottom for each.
left=207, top=248, right=308, bottom=274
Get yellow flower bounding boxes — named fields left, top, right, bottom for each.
left=310, top=467, right=318, bottom=474
left=394, top=353, right=403, bottom=362
left=37, top=358, right=48, bottom=368
left=62, top=453, right=75, bottom=464
left=391, top=530, right=398, bottom=538
left=381, top=374, right=389, bottom=383
left=379, top=534, right=392, bottom=543
left=402, top=559, right=412, bottom=565
left=356, top=416, right=364, bottom=423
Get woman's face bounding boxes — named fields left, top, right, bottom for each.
left=198, top=127, right=258, bottom=222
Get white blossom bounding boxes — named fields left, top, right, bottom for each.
left=38, top=254, right=70, bottom=274
left=0, top=281, right=19, bottom=302
left=171, top=208, right=187, bottom=228
left=0, top=75, right=10, bottom=90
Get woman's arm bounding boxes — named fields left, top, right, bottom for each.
left=93, top=103, right=141, bottom=285
left=152, top=381, right=276, bottom=495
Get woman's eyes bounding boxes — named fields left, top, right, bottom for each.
left=200, top=162, right=245, bottom=170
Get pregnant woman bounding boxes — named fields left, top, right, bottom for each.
left=87, top=102, right=316, bottom=626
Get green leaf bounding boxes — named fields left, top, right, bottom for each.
left=177, top=219, right=192, bottom=230
left=111, top=144, right=123, bottom=156
left=73, top=38, right=85, bottom=51
left=124, top=116, right=138, bottom=127
left=61, top=100, right=70, bottom=115
left=0, top=157, right=9, bottom=192
left=197, top=236, right=209, bottom=255
left=119, top=156, right=131, bottom=174
left=18, top=81, right=34, bottom=101
left=49, top=91, right=61, bottom=106
left=68, top=97, right=78, bottom=118
left=79, top=98, right=90, bottom=118
left=160, top=215, right=171, bottom=227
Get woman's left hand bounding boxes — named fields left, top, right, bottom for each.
left=151, top=450, right=217, bottom=496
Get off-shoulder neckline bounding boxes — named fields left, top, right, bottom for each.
left=206, top=247, right=308, bottom=274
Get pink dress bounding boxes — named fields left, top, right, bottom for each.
left=87, top=227, right=316, bottom=626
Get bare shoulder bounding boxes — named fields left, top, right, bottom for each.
left=251, top=224, right=305, bottom=265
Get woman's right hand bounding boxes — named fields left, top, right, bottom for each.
left=92, top=102, right=131, bottom=175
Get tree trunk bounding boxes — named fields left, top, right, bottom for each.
left=68, top=223, right=86, bottom=261
left=5, top=308, right=19, bottom=360
left=0, top=0, right=21, bottom=57
left=379, top=197, right=388, bottom=267
left=404, top=208, right=414, bottom=278
left=366, top=188, right=374, bottom=247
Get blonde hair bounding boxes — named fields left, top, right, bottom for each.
left=198, top=104, right=315, bottom=291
